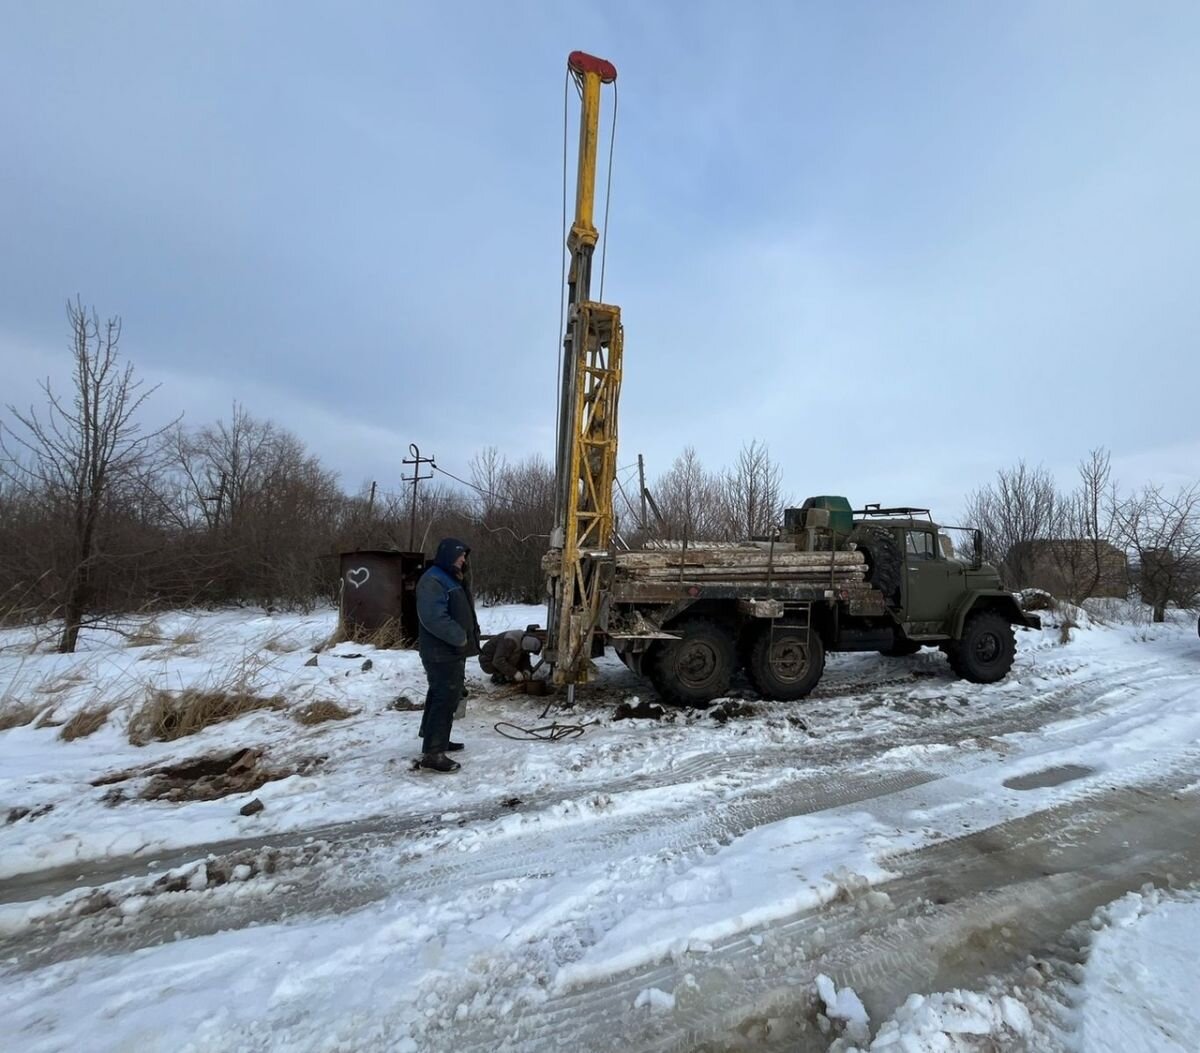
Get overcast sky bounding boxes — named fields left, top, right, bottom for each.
left=2, top=2, right=1197, bottom=521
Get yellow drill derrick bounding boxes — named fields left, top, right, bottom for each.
left=546, top=51, right=622, bottom=691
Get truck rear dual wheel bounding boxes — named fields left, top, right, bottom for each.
left=945, top=611, right=1015, bottom=683
left=748, top=625, right=825, bottom=701
left=649, top=618, right=736, bottom=706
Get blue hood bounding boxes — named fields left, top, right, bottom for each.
left=433, top=537, right=469, bottom=574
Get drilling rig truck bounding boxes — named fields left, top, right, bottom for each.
left=542, top=51, right=1039, bottom=707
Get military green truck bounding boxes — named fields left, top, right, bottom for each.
left=603, top=497, right=1041, bottom=705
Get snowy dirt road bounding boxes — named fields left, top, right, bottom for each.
left=2, top=603, right=1199, bottom=1051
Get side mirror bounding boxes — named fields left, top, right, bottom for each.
left=973, top=530, right=983, bottom=570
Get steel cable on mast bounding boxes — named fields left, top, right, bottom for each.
left=598, top=81, right=618, bottom=304
left=554, top=68, right=570, bottom=458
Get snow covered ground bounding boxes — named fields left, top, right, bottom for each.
left=2, top=600, right=1198, bottom=1051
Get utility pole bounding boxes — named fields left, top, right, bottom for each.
left=367, top=480, right=377, bottom=515
left=401, top=444, right=435, bottom=552
left=637, top=453, right=647, bottom=533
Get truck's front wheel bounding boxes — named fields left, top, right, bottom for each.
left=650, top=619, right=736, bottom=705
left=748, top=625, right=825, bottom=701
left=945, top=611, right=1015, bottom=683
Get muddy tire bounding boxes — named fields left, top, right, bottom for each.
left=650, top=619, right=736, bottom=706
left=850, top=526, right=902, bottom=605
left=945, top=611, right=1015, bottom=683
left=747, top=625, right=825, bottom=701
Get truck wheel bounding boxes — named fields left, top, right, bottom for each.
left=747, top=625, right=825, bottom=701
left=650, top=619, right=736, bottom=705
left=945, top=611, right=1015, bottom=683
left=850, top=526, right=902, bottom=604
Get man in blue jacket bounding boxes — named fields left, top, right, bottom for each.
left=416, top=537, right=481, bottom=772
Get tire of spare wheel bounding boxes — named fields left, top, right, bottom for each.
left=747, top=625, right=825, bottom=701
left=649, top=619, right=736, bottom=706
left=945, top=611, right=1015, bottom=684
left=850, top=526, right=902, bottom=605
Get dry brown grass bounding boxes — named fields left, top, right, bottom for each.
left=294, top=700, right=356, bottom=725
left=171, top=629, right=201, bottom=646
left=341, top=617, right=408, bottom=650
left=263, top=633, right=302, bottom=654
left=126, top=619, right=165, bottom=647
left=0, top=700, right=43, bottom=731
left=60, top=706, right=112, bottom=741
left=130, top=689, right=283, bottom=745
left=128, top=652, right=284, bottom=745
left=1058, top=617, right=1078, bottom=645
left=35, top=671, right=88, bottom=694
left=0, top=661, right=49, bottom=730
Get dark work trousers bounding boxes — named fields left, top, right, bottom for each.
left=419, top=656, right=465, bottom=754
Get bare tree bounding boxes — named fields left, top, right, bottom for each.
left=962, top=461, right=1059, bottom=589
left=469, top=445, right=507, bottom=522
left=1043, top=448, right=1124, bottom=603
left=720, top=439, right=785, bottom=539
left=1115, top=483, right=1200, bottom=621
left=170, top=405, right=343, bottom=607
left=0, top=300, right=169, bottom=651
left=653, top=447, right=723, bottom=543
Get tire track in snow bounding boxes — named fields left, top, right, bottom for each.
left=436, top=763, right=1200, bottom=1053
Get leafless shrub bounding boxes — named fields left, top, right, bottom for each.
left=294, top=701, right=355, bottom=725
left=60, top=706, right=112, bottom=741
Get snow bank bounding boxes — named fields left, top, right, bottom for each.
left=1077, top=888, right=1200, bottom=1053
left=865, top=989, right=1031, bottom=1050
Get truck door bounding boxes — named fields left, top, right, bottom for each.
left=902, top=529, right=963, bottom=633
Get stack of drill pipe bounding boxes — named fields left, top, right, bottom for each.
left=616, top=547, right=866, bottom=585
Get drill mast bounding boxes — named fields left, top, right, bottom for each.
left=545, top=50, right=623, bottom=688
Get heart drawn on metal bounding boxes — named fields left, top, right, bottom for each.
left=347, top=567, right=370, bottom=589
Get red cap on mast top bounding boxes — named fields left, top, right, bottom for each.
left=568, top=51, right=617, bottom=83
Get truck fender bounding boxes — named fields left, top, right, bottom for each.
left=951, top=591, right=1042, bottom=637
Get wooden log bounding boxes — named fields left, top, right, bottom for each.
left=617, top=550, right=864, bottom=569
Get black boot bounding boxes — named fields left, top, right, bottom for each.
left=446, top=741, right=465, bottom=752
left=420, top=752, right=461, bottom=773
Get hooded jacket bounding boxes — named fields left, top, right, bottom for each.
left=479, top=628, right=541, bottom=679
left=416, top=538, right=481, bottom=663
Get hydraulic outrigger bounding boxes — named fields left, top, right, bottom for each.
left=544, top=51, right=622, bottom=696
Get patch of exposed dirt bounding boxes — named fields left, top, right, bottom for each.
left=708, top=700, right=759, bottom=723
left=91, top=748, right=325, bottom=805
left=6, top=803, right=54, bottom=824
left=614, top=700, right=666, bottom=721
